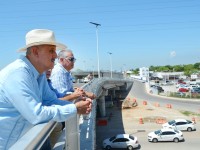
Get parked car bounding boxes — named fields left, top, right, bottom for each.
left=162, top=119, right=196, bottom=131
left=178, top=88, right=189, bottom=92
left=176, top=84, right=189, bottom=89
left=102, top=134, right=139, bottom=150
left=189, top=85, right=199, bottom=90
left=153, top=85, right=164, bottom=92
left=175, top=92, right=185, bottom=97
left=83, top=77, right=90, bottom=83
left=161, top=80, right=174, bottom=85
left=148, top=128, right=184, bottom=143
left=191, top=87, right=200, bottom=93
left=178, top=79, right=186, bottom=84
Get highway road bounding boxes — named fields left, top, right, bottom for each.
left=131, top=80, right=200, bottom=113
left=96, top=79, right=200, bottom=150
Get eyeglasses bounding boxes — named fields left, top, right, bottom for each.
left=65, top=57, right=76, bottom=62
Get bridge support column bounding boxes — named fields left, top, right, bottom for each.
left=111, top=89, right=116, bottom=99
left=98, top=96, right=106, bottom=117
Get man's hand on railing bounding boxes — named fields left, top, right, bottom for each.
left=85, top=91, right=96, bottom=99
left=74, top=98, right=92, bottom=115
left=74, top=87, right=96, bottom=99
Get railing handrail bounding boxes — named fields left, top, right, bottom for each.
left=10, top=121, right=57, bottom=150
left=10, top=77, right=133, bottom=150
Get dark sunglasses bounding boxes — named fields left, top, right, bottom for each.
left=66, top=57, right=76, bottom=62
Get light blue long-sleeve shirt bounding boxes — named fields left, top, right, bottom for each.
left=0, top=56, right=77, bottom=149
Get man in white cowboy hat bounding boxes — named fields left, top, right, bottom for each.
left=0, top=29, right=92, bottom=149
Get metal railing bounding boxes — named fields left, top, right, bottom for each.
left=10, top=77, right=133, bottom=150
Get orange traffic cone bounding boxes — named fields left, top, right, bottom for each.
left=166, top=104, right=172, bottom=108
left=143, top=101, right=147, bottom=105
left=154, top=102, right=160, bottom=107
left=192, top=117, right=196, bottom=124
left=139, top=118, right=144, bottom=124
left=168, top=104, right=172, bottom=108
left=133, top=98, right=137, bottom=103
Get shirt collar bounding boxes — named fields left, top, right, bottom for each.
left=58, top=63, right=70, bottom=74
left=20, top=55, right=40, bottom=80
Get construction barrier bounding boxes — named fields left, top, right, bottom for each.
left=154, top=102, right=160, bottom=107
left=97, top=119, right=107, bottom=126
left=143, top=101, right=147, bottom=105
left=156, top=118, right=166, bottom=124
left=166, top=104, right=172, bottom=108
left=139, top=118, right=144, bottom=124
left=192, top=117, right=196, bottom=124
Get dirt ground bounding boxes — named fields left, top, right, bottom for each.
left=122, top=94, right=200, bottom=125
left=96, top=94, right=200, bottom=150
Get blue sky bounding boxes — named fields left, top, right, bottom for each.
left=0, top=0, right=200, bottom=72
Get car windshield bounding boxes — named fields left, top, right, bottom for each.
left=187, top=120, right=192, bottom=124
left=129, top=135, right=135, bottom=140
left=154, top=130, right=161, bottom=135
left=109, top=136, right=116, bottom=141
left=174, top=129, right=179, bottom=133
left=168, top=120, right=176, bottom=125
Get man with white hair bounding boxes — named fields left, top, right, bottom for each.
left=0, top=29, right=92, bottom=149
left=51, top=49, right=96, bottom=100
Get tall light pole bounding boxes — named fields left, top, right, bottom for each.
left=90, top=22, right=101, bottom=78
left=108, top=52, right=113, bottom=78
left=83, top=60, right=86, bottom=71
left=123, top=64, right=126, bottom=78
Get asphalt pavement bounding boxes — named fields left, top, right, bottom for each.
left=96, top=80, right=200, bottom=150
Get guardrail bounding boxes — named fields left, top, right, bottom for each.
left=10, top=77, right=133, bottom=150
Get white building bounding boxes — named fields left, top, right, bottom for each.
left=139, top=67, right=149, bottom=81
left=153, top=72, right=184, bottom=80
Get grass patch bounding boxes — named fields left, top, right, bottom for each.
left=180, top=110, right=200, bottom=117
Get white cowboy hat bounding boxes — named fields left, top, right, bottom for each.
left=18, top=29, right=67, bottom=52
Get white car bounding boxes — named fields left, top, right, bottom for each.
left=102, top=134, right=139, bottom=150
left=83, top=77, right=90, bottom=83
left=148, top=128, right=184, bottom=143
left=162, top=119, right=196, bottom=131
left=189, top=85, right=199, bottom=90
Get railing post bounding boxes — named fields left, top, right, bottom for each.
left=65, top=114, right=80, bottom=150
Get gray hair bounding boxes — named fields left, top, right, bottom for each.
left=57, top=49, right=73, bottom=59
left=26, top=47, right=32, bottom=55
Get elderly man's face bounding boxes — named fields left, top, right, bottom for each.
left=36, top=45, right=57, bottom=72
left=62, top=52, right=75, bottom=71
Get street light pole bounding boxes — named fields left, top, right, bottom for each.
left=108, top=52, right=113, bottom=78
left=123, top=64, right=126, bottom=78
left=83, top=60, right=86, bottom=71
left=89, top=22, right=101, bottom=78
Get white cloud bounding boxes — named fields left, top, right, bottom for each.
left=170, top=51, right=176, bottom=57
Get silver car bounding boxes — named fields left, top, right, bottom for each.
left=102, top=134, right=139, bottom=150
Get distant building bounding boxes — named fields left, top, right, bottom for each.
left=191, top=74, right=198, bottom=80
left=139, top=67, right=149, bottom=81
left=153, top=72, right=184, bottom=80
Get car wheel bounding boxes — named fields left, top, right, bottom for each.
left=187, top=127, right=192, bottom=132
left=174, top=138, right=179, bottom=143
left=152, top=138, right=158, bottom=143
left=105, top=145, right=112, bottom=150
left=127, top=145, right=133, bottom=150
